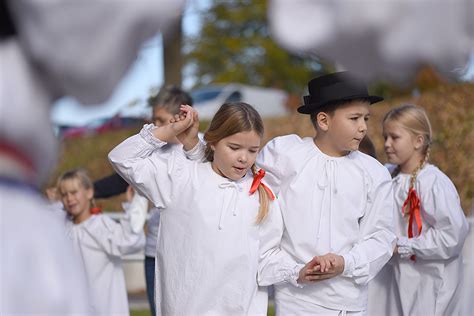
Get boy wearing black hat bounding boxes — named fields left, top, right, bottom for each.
left=257, top=72, right=396, bottom=315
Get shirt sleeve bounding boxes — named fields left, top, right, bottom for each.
left=122, top=192, right=149, bottom=234
left=256, top=138, right=282, bottom=196
left=257, top=199, right=304, bottom=288
left=108, top=124, right=186, bottom=209
left=183, top=140, right=207, bottom=161
left=84, top=215, right=145, bottom=258
left=398, top=173, right=469, bottom=260
left=341, top=171, right=396, bottom=285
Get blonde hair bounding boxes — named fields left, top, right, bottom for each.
left=57, top=168, right=94, bottom=207
left=204, top=102, right=271, bottom=223
left=383, top=104, right=432, bottom=190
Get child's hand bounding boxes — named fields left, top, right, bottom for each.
left=297, top=253, right=345, bottom=284
left=174, top=105, right=200, bottom=150
left=125, top=185, right=134, bottom=203
left=151, top=105, right=194, bottom=142
left=45, top=187, right=59, bottom=202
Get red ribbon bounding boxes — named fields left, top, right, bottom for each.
left=0, top=141, right=35, bottom=179
left=249, top=169, right=275, bottom=200
left=90, top=206, right=102, bottom=214
left=402, top=187, right=422, bottom=261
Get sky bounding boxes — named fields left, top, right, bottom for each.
left=51, top=1, right=474, bottom=127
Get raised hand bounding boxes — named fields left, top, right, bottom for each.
left=151, top=105, right=194, bottom=143
left=175, top=105, right=200, bottom=151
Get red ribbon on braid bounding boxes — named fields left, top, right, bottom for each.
left=249, top=169, right=275, bottom=200
left=402, top=187, right=422, bottom=261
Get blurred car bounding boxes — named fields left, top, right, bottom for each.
left=190, top=84, right=289, bottom=120
left=59, top=115, right=123, bottom=139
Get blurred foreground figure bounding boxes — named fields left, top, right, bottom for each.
left=268, top=0, right=473, bottom=83
left=0, top=0, right=184, bottom=314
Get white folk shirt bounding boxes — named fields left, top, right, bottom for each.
left=108, top=125, right=284, bottom=316
left=67, top=211, right=145, bottom=316
left=387, top=163, right=469, bottom=316
left=1, top=181, right=92, bottom=315
left=257, top=135, right=396, bottom=312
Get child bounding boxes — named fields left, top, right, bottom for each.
left=256, top=72, right=396, bottom=315
left=57, top=168, right=145, bottom=316
left=92, top=85, right=194, bottom=316
left=382, top=104, right=469, bottom=315
left=108, top=102, right=283, bottom=315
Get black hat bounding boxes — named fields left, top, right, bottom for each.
left=297, top=71, right=383, bottom=114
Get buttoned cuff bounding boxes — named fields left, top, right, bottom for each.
left=288, top=264, right=305, bottom=288
left=139, top=124, right=167, bottom=148
left=341, top=253, right=354, bottom=277
left=397, top=236, right=415, bottom=259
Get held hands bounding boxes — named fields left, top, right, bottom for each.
left=297, top=253, right=345, bottom=284
left=151, top=105, right=197, bottom=147
left=173, top=105, right=200, bottom=151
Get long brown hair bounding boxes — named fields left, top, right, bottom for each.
left=204, top=102, right=271, bottom=223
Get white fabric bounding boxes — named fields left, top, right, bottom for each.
left=0, top=39, right=57, bottom=185
left=386, top=164, right=469, bottom=316
left=8, top=0, right=186, bottom=104
left=276, top=290, right=366, bottom=316
left=66, top=210, right=145, bottom=315
left=257, top=135, right=396, bottom=312
left=0, top=183, right=92, bottom=315
left=108, top=125, right=285, bottom=316
left=145, top=207, right=161, bottom=257
left=122, top=192, right=149, bottom=234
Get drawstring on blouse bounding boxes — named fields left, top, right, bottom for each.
left=217, top=182, right=242, bottom=230
left=315, top=159, right=339, bottom=250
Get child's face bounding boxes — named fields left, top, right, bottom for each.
left=211, top=130, right=261, bottom=181
left=59, top=178, right=93, bottom=222
left=322, top=101, right=370, bottom=156
left=383, top=120, right=423, bottom=169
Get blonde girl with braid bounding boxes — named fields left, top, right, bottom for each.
left=382, top=104, right=469, bottom=316
left=109, top=102, right=286, bottom=315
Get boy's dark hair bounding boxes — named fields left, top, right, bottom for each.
left=309, top=97, right=371, bottom=129
left=147, top=85, right=193, bottom=115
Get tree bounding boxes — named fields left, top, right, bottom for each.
left=184, top=0, right=332, bottom=92
left=163, top=14, right=184, bottom=86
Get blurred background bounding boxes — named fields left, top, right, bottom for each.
left=43, top=1, right=473, bottom=314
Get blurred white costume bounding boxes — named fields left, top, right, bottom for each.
left=0, top=0, right=184, bottom=314
left=67, top=211, right=145, bottom=315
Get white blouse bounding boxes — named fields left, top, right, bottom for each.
left=67, top=210, right=145, bottom=315
left=388, top=163, right=469, bottom=316
left=257, top=134, right=396, bottom=312
left=108, top=125, right=284, bottom=316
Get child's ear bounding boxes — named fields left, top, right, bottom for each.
left=86, top=188, right=94, bottom=200
left=414, top=134, right=424, bottom=150
left=317, top=112, right=330, bottom=131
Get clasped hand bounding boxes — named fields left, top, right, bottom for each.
left=297, top=253, right=345, bottom=284
left=151, top=105, right=200, bottom=150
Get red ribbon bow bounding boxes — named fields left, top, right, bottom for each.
left=249, top=169, right=275, bottom=200
left=90, top=206, right=102, bottom=214
left=402, top=187, right=422, bottom=261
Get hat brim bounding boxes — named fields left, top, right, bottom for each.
left=297, top=95, right=384, bottom=114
